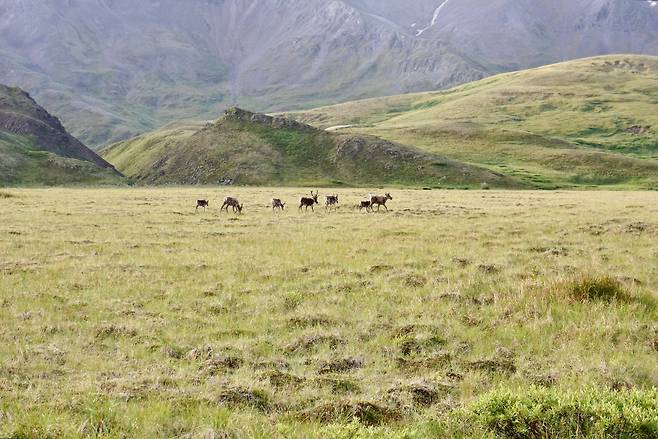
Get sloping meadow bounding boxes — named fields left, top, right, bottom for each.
left=0, top=188, right=656, bottom=438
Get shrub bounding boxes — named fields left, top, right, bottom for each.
left=565, top=275, right=629, bottom=302
left=467, top=387, right=658, bottom=439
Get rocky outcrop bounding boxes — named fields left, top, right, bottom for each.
left=222, top=108, right=317, bottom=133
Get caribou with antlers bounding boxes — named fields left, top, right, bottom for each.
left=369, top=193, right=393, bottom=211
left=221, top=197, right=243, bottom=214
left=299, top=190, right=319, bottom=212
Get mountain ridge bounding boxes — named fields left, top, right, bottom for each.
left=0, top=84, right=122, bottom=185
left=102, top=107, right=518, bottom=188
left=1, top=0, right=657, bottom=146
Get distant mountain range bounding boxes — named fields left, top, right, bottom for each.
left=1, top=0, right=657, bottom=147
left=0, top=84, right=121, bottom=185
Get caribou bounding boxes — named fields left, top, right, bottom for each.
left=220, top=197, right=243, bottom=214
left=299, top=190, right=319, bottom=212
left=369, top=193, right=393, bottom=211
left=271, top=198, right=286, bottom=212
left=325, top=194, right=339, bottom=210
left=196, top=200, right=209, bottom=210
left=359, top=200, right=372, bottom=212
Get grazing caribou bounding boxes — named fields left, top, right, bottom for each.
left=271, top=198, right=286, bottom=212
left=369, top=193, right=393, bottom=211
left=359, top=200, right=372, bottom=212
left=221, top=197, right=243, bottom=214
left=299, top=190, right=319, bottom=212
left=325, top=194, right=339, bottom=210
left=196, top=200, right=209, bottom=210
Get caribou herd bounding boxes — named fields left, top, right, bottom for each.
left=196, top=192, right=393, bottom=214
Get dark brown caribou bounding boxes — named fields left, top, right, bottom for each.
left=369, top=193, right=393, bottom=211
left=196, top=200, right=209, bottom=210
left=299, top=191, right=319, bottom=212
left=325, top=194, right=339, bottom=210
left=359, top=200, right=372, bottom=212
left=221, top=197, right=243, bottom=213
left=271, top=198, right=286, bottom=211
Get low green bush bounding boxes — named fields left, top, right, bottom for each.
left=467, top=387, right=658, bottom=438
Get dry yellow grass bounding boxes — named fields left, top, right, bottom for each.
left=0, top=188, right=656, bottom=437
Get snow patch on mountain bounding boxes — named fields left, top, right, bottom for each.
left=416, top=0, right=450, bottom=36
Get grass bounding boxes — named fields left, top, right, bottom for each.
left=288, top=55, right=658, bottom=189
left=0, top=188, right=656, bottom=438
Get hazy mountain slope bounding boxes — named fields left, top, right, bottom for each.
left=1, top=0, right=657, bottom=147
left=0, top=0, right=484, bottom=147
left=0, top=84, right=121, bottom=185
left=289, top=55, right=658, bottom=189
left=421, top=0, right=658, bottom=68
left=102, top=108, right=518, bottom=188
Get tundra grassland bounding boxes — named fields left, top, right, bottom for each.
left=0, top=188, right=657, bottom=438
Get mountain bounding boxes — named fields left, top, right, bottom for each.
left=0, top=84, right=121, bottom=185
left=101, top=107, right=518, bottom=188
left=1, top=0, right=657, bottom=147
left=287, top=55, right=658, bottom=189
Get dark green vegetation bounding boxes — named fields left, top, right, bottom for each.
left=102, top=108, right=516, bottom=187
left=0, top=85, right=121, bottom=186
left=290, top=55, right=658, bottom=189
left=469, top=388, right=658, bottom=439
left=1, top=188, right=656, bottom=437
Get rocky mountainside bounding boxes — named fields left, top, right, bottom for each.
left=101, top=107, right=517, bottom=188
left=1, top=0, right=657, bottom=146
left=0, top=84, right=121, bottom=185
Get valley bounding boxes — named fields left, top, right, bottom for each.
left=0, top=187, right=656, bottom=437
left=0, top=3, right=657, bottom=437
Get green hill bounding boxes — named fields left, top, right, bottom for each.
left=0, top=85, right=122, bottom=186
left=288, top=55, right=658, bottom=189
left=101, top=108, right=518, bottom=188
